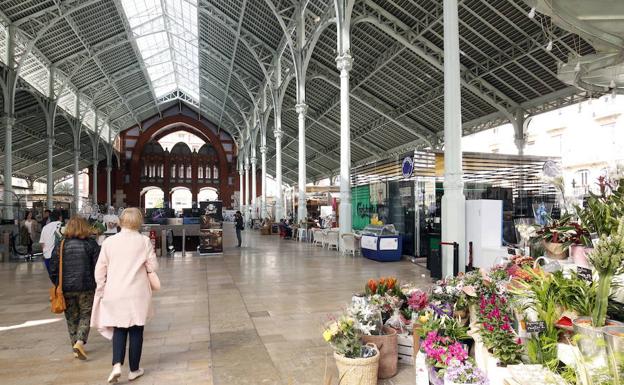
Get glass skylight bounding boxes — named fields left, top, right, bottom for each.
left=121, top=0, right=199, bottom=105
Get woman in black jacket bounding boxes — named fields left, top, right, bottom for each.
left=49, top=216, right=100, bottom=360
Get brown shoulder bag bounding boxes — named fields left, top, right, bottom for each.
left=50, top=239, right=66, bottom=314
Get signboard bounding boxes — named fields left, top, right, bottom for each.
left=577, top=266, right=593, bottom=282
left=198, top=201, right=223, bottom=255
left=361, top=235, right=378, bottom=250
left=379, top=237, right=399, bottom=250
left=402, top=156, right=414, bottom=179
left=526, top=321, right=547, bottom=333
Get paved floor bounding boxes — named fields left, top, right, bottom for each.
left=0, top=225, right=431, bottom=385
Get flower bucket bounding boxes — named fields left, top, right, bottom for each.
left=543, top=241, right=568, bottom=260
left=570, top=245, right=591, bottom=268
left=362, top=326, right=398, bottom=378
left=604, top=326, right=624, bottom=384
left=573, top=317, right=621, bottom=384
left=334, top=343, right=380, bottom=385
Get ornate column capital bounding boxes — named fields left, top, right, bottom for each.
left=239, top=169, right=244, bottom=176
left=244, top=163, right=249, bottom=171
left=273, top=129, right=283, bottom=140
left=250, top=156, right=257, bottom=165
left=335, top=54, right=353, bottom=72
left=106, top=166, right=113, bottom=173
left=295, top=103, right=308, bottom=116
left=259, top=145, right=267, bottom=154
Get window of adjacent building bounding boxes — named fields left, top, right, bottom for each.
left=187, top=166, right=192, bottom=178
left=206, top=166, right=211, bottom=180
left=213, top=165, right=218, bottom=179
left=198, top=167, right=203, bottom=179
left=171, top=165, right=176, bottom=178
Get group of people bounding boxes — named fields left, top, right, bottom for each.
left=44, top=207, right=159, bottom=383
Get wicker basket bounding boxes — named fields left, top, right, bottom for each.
left=334, top=343, right=380, bottom=385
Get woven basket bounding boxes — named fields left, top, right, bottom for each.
left=334, top=343, right=380, bottom=385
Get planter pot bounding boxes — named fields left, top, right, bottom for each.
left=427, top=364, right=444, bottom=385
left=362, top=326, right=398, bottom=378
left=333, top=344, right=380, bottom=385
left=570, top=245, right=591, bottom=268
left=469, top=304, right=478, bottom=328
left=604, top=326, right=624, bottom=384
left=543, top=241, right=568, bottom=260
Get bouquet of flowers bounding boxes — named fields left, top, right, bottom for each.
left=323, top=315, right=367, bottom=358
left=422, top=331, right=469, bottom=375
left=347, top=300, right=383, bottom=335
left=365, top=277, right=400, bottom=296
left=444, top=359, right=489, bottom=385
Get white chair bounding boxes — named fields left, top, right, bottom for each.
left=326, top=231, right=339, bottom=251
left=297, top=228, right=307, bottom=242
left=312, top=228, right=323, bottom=246
left=341, top=233, right=359, bottom=256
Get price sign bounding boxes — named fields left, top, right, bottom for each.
left=577, top=266, right=593, bottom=282
left=526, top=321, right=547, bottom=334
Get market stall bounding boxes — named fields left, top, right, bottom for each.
left=360, top=224, right=403, bottom=262
left=322, top=177, right=624, bottom=385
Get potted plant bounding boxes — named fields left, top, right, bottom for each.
left=347, top=300, right=398, bottom=379
left=422, top=331, right=470, bottom=385
left=477, top=293, right=523, bottom=369
left=535, top=214, right=577, bottom=260
left=323, top=315, right=379, bottom=385
left=443, top=359, right=489, bottom=385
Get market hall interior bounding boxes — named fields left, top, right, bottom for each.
left=0, top=0, right=623, bottom=385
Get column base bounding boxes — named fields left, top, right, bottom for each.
left=441, top=190, right=466, bottom=277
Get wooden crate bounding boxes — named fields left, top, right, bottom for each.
left=397, top=333, right=415, bottom=365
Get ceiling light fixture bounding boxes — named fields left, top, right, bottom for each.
left=546, top=40, right=553, bottom=51
left=528, top=7, right=536, bottom=18
left=575, top=62, right=581, bottom=72
left=610, top=79, right=616, bottom=88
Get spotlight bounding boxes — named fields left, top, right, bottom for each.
left=528, top=7, right=536, bottom=18
left=574, top=62, right=581, bottom=72
left=546, top=40, right=553, bottom=51
left=610, top=79, right=616, bottom=89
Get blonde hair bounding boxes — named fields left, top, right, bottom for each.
left=119, top=207, right=143, bottom=231
left=64, top=216, right=92, bottom=239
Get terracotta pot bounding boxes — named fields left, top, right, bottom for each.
left=333, top=343, right=379, bottom=385
left=570, top=245, right=591, bottom=267
left=543, top=241, right=568, bottom=260
left=362, top=326, right=398, bottom=379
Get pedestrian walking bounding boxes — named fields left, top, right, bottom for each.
left=91, top=207, right=159, bottom=383
left=48, top=216, right=100, bottom=360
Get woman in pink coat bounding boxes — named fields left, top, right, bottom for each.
left=91, top=208, right=159, bottom=383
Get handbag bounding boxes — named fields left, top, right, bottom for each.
left=147, top=270, right=161, bottom=291
left=50, top=239, right=66, bottom=314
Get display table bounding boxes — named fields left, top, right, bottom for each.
left=361, top=234, right=403, bottom=261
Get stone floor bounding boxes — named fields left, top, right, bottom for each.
left=0, top=225, right=431, bottom=385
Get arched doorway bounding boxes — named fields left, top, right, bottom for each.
left=141, top=187, right=164, bottom=210
left=171, top=187, right=192, bottom=214
left=198, top=187, right=218, bottom=202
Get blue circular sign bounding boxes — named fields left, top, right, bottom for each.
left=402, top=156, right=414, bottom=178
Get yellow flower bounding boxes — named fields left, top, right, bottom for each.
left=419, top=313, right=430, bottom=324
left=323, top=329, right=333, bottom=342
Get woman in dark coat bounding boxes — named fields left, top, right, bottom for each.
left=49, top=216, right=100, bottom=360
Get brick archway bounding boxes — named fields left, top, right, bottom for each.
left=128, top=115, right=232, bottom=206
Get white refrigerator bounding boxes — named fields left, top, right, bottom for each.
left=465, top=200, right=505, bottom=269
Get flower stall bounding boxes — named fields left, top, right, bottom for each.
left=321, top=181, right=624, bottom=385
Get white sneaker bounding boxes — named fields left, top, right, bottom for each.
left=128, top=368, right=144, bottom=381
left=107, top=364, right=122, bottom=384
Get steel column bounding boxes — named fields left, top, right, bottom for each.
left=296, top=103, right=307, bottom=221
left=441, top=0, right=466, bottom=277
left=251, top=154, right=257, bottom=219
left=3, top=116, right=15, bottom=220
left=73, top=148, right=80, bottom=215
left=244, top=157, right=250, bottom=223
left=46, top=136, right=54, bottom=209
left=260, top=145, right=267, bottom=219
left=337, top=54, right=353, bottom=249
left=274, top=129, right=283, bottom=220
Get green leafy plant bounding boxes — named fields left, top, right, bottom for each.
left=512, top=268, right=562, bottom=373
left=552, top=271, right=597, bottom=317
left=575, top=178, right=624, bottom=237
left=589, top=222, right=624, bottom=327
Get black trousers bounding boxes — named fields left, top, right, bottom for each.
left=112, top=326, right=144, bottom=371
left=236, top=228, right=242, bottom=246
